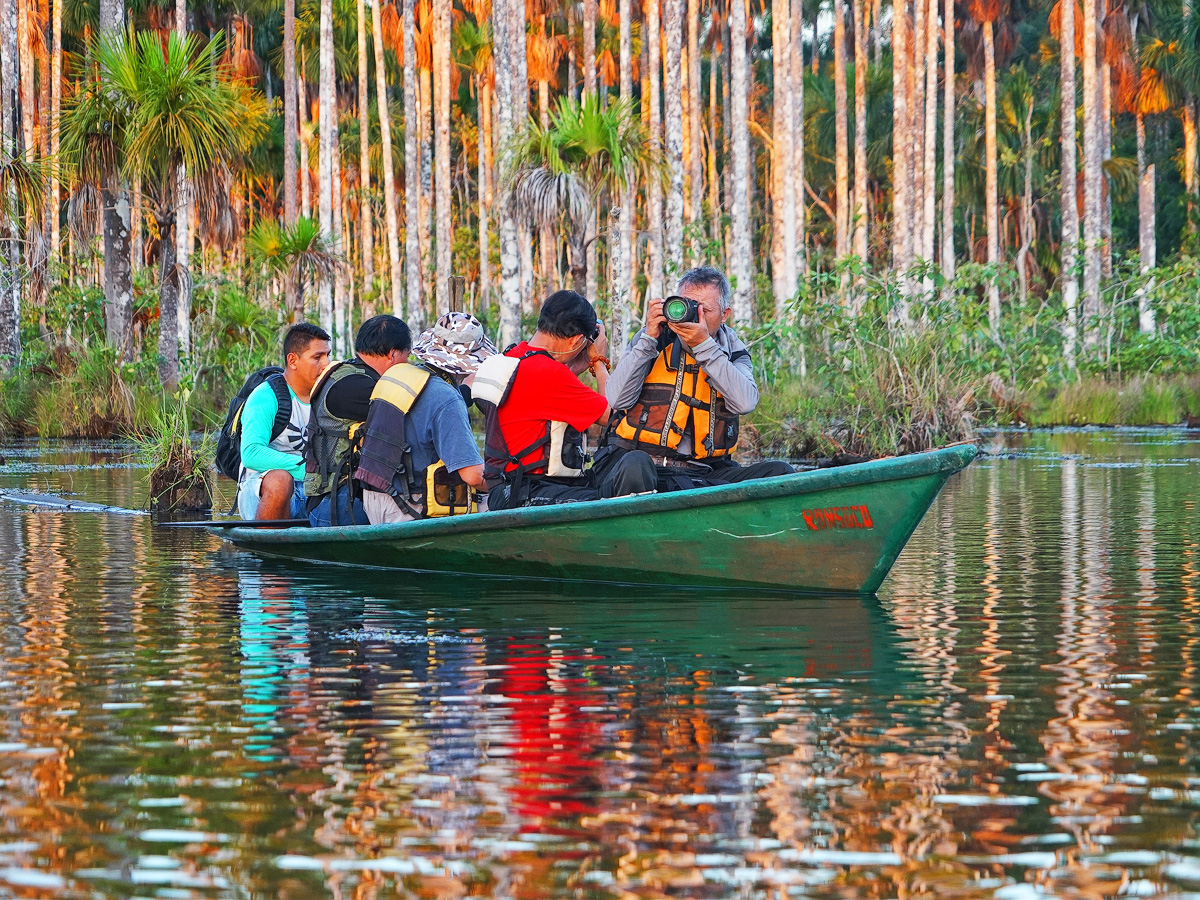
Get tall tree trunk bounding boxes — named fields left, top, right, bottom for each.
left=1015, top=102, right=1032, bottom=304
left=478, top=79, right=491, bottom=312
left=892, top=0, right=910, bottom=290
left=98, top=0, right=132, bottom=361
left=419, top=65, right=433, bottom=314
left=371, top=0, right=402, bottom=314
left=1101, top=58, right=1112, bottom=278
left=17, top=0, right=33, bottom=161
left=1136, top=111, right=1156, bottom=334
left=687, top=0, right=702, bottom=260
left=618, top=0, right=635, bottom=347
left=910, top=0, right=925, bottom=253
left=1080, top=0, right=1101, bottom=345
left=730, top=0, right=753, bottom=322
left=983, top=19, right=1000, bottom=331
left=709, top=40, right=721, bottom=260
left=852, top=0, right=868, bottom=267
left=318, top=0, right=335, bottom=335
left=646, top=0, right=663, bottom=298
left=333, top=129, right=348, bottom=354
left=0, top=0, right=20, bottom=370
left=495, top=0, right=522, bottom=346
left=941, top=0, right=954, bottom=280
left=1060, top=0, right=1078, bottom=367
left=283, top=0, right=297, bottom=222
left=433, top=0, right=451, bottom=316
left=584, top=0, right=597, bottom=95
left=357, top=0, right=374, bottom=302
left=664, top=0, right=684, bottom=275
left=48, top=0, right=61, bottom=260
left=833, top=0, right=849, bottom=259
left=403, top=0, right=422, bottom=322
left=156, top=211, right=179, bottom=391
left=299, top=68, right=311, bottom=220
left=792, top=0, right=806, bottom=277
left=771, top=0, right=796, bottom=314
left=175, top=0, right=190, bottom=362
left=1184, top=102, right=1197, bottom=234
left=921, top=0, right=937, bottom=266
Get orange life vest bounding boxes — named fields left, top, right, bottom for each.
left=611, top=338, right=739, bottom=460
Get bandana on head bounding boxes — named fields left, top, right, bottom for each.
left=413, top=311, right=498, bottom=376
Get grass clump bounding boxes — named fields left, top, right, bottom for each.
left=133, top=393, right=214, bottom=513
left=1034, top=377, right=1184, bottom=426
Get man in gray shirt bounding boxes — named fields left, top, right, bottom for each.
left=597, top=265, right=793, bottom=491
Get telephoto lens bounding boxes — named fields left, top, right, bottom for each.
left=663, top=295, right=700, bottom=324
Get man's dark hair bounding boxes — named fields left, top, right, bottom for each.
left=537, top=290, right=598, bottom=339
left=355, top=315, right=412, bottom=356
left=283, top=322, right=330, bottom=361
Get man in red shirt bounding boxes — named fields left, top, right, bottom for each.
left=484, top=290, right=657, bottom=509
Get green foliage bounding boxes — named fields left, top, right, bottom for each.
left=133, top=390, right=215, bottom=512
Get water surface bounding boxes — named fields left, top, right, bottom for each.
left=2, top=431, right=1200, bottom=898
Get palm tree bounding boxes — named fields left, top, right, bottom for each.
left=730, top=0, right=752, bottom=322
left=852, top=0, right=869, bottom=268
left=584, top=0, right=598, bottom=95
left=833, top=0, right=849, bottom=258
left=688, top=0, right=702, bottom=257
left=433, top=0, right=451, bottom=315
left=403, top=0, right=422, bottom=322
left=664, top=0, right=685, bottom=274
left=73, top=31, right=265, bottom=391
left=507, top=94, right=661, bottom=294
left=494, top=0, right=523, bottom=346
left=356, top=0, right=374, bottom=301
left=771, top=0, right=796, bottom=312
left=617, top=0, right=635, bottom=342
left=1081, top=0, right=1102, bottom=345
left=371, top=0, right=402, bottom=315
left=967, top=0, right=1004, bottom=331
left=284, top=0, right=298, bottom=222
left=792, top=0, right=806, bottom=278
left=246, top=216, right=344, bottom=315
left=456, top=9, right=493, bottom=309
left=645, top=0, right=663, bottom=300
left=942, top=0, right=955, bottom=281
left=318, top=0, right=336, bottom=336
left=892, top=0, right=911, bottom=288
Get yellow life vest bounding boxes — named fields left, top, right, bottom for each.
left=355, top=362, right=476, bottom=518
left=612, top=339, right=739, bottom=460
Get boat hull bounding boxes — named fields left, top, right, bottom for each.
left=222, top=444, right=977, bottom=593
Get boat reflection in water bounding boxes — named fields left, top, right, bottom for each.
left=4, top=432, right=1200, bottom=897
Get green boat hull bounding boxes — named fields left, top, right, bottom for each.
left=222, top=443, right=977, bottom=594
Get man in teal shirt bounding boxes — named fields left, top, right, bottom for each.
left=238, top=323, right=331, bottom=520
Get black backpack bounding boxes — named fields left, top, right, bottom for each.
left=215, top=367, right=293, bottom=480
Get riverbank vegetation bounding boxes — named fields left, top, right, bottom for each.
left=2, top=0, right=1200, bottom=457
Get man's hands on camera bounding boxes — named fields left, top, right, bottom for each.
left=669, top=317, right=711, bottom=347
left=644, top=297, right=667, bottom=339
left=588, top=321, right=609, bottom=363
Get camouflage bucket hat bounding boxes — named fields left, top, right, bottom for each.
left=413, top=311, right=498, bottom=376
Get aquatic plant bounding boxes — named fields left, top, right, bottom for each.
left=133, top=392, right=214, bottom=514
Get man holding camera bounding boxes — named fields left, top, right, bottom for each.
left=601, top=265, right=793, bottom=489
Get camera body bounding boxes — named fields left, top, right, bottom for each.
left=663, top=295, right=700, bottom=325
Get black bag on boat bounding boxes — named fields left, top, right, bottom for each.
left=214, top=367, right=291, bottom=480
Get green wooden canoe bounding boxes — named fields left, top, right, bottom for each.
left=220, top=443, right=977, bottom=594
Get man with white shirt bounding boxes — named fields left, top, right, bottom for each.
left=237, top=323, right=331, bottom=520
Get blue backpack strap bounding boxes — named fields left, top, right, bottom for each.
left=266, top=372, right=292, bottom=442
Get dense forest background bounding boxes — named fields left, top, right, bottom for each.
left=2, top=0, right=1200, bottom=453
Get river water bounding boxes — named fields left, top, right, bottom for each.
left=1, top=431, right=1199, bottom=899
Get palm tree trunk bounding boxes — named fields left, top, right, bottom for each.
left=283, top=0, right=297, bottom=222
left=645, top=0, right=663, bottom=298
left=478, top=79, right=491, bottom=312
left=730, top=0, right=753, bottom=322
left=709, top=42, right=721, bottom=259
left=1081, top=0, right=1101, bottom=345
left=771, top=0, right=796, bottom=314
left=371, top=0, right=402, bottom=315
left=334, top=131, right=348, bottom=354
left=1100, top=59, right=1112, bottom=278
left=299, top=68, right=311, bottom=220
left=983, top=19, right=1000, bottom=331
left=98, top=0, right=132, bottom=361
left=433, top=0, right=451, bottom=316
left=833, top=0, right=848, bottom=259
left=156, top=209, right=179, bottom=392
left=48, top=0, right=61, bottom=260
left=1060, top=0, right=1078, bottom=367
left=941, top=0, right=954, bottom=280
left=892, top=0, right=910, bottom=288
left=792, top=0, right=806, bottom=277
left=921, top=0, right=937, bottom=266
left=1137, top=111, right=1156, bottom=333
left=403, top=0, right=422, bottom=322
left=17, top=0, right=33, bottom=161
left=1183, top=101, right=1197, bottom=231
left=357, top=0, right=374, bottom=301
left=1015, top=103, right=1032, bottom=303
left=419, top=65, right=433, bottom=314
left=852, top=0, right=868, bottom=267
left=618, top=0, right=634, bottom=346
left=175, top=0, right=190, bottom=362
left=664, top=0, right=684, bottom=274
left=318, top=0, right=336, bottom=335
left=583, top=0, right=597, bottom=95
left=910, top=0, right=925, bottom=253
left=0, top=0, right=20, bottom=370
left=687, top=0, right=702, bottom=260
left=494, top=0, right=522, bottom=346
